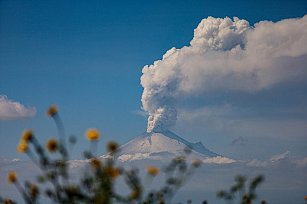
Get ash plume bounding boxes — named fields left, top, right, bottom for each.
left=141, top=16, right=307, bottom=133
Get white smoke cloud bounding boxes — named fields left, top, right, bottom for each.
left=141, top=15, right=307, bottom=132
left=147, top=106, right=177, bottom=132
left=0, top=95, right=36, bottom=120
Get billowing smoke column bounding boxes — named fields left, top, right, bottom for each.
left=141, top=16, right=307, bottom=133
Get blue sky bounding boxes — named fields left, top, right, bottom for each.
left=1, top=0, right=307, bottom=160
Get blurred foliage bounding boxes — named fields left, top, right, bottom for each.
left=217, top=175, right=265, bottom=204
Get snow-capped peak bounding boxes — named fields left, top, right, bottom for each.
left=103, top=130, right=233, bottom=163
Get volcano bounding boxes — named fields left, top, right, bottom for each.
left=101, top=130, right=234, bottom=163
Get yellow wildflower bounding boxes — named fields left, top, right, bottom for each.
left=22, top=129, right=33, bottom=142
left=106, top=167, right=120, bottom=179
left=147, top=166, right=159, bottom=176
left=85, top=128, right=100, bottom=141
left=90, top=158, right=102, bottom=168
left=7, top=171, right=17, bottom=184
left=30, top=183, right=39, bottom=198
left=129, top=189, right=141, bottom=200
left=107, top=141, right=119, bottom=153
left=46, top=139, right=58, bottom=152
left=3, top=199, right=13, bottom=204
left=47, top=105, right=58, bottom=117
left=17, top=141, right=28, bottom=153
left=191, top=159, right=202, bottom=168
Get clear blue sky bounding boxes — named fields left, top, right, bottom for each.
left=1, top=0, right=307, bottom=159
